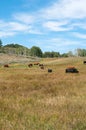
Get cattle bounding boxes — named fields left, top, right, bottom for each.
left=48, top=69, right=52, bottom=73
left=34, top=62, right=40, bottom=65
left=40, top=66, right=44, bottom=69
left=4, top=64, right=9, bottom=68
left=28, top=63, right=33, bottom=67
left=39, top=64, right=44, bottom=66
left=65, top=67, right=79, bottom=73
left=83, top=61, right=86, bottom=64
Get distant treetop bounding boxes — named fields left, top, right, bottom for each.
left=4, top=43, right=25, bottom=48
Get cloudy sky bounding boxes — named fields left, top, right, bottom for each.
left=0, top=0, right=86, bottom=53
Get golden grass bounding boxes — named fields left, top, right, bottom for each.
left=0, top=57, right=86, bottom=130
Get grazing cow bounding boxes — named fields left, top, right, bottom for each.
left=83, top=61, right=86, bottom=64
left=39, top=64, right=44, bottom=66
left=28, top=63, right=33, bottom=67
left=40, top=66, right=44, bottom=69
left=34, top=62, right=40, bottom=65
left=65, top=67, right=79, bottom=73
left=48, top=69, right=52, bottom=73
left=4, top=64, right=9, bottom=68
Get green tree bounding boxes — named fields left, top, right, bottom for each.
left=67, top=51, right=74, bottom=57
left=3, top=43, right=30, bottom=56
left=76, top=48, right=86, bottom=57
left=43, top=51, right=60, bottom=58
left=43, top=52, right=51, bottom=58
left=61, top=53, right=68, bottom=57
left=82, top=49, right=86, bottom=56
left=0, top=39, right=3, bottom=47
left=30, top=46, right=43, bottom=57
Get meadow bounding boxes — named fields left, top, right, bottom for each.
left=0, top=57, right=86, bottom=130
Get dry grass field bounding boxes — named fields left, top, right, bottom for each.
left=0, top=57, right=86, bottom=130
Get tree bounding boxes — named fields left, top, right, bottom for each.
left=76, top=48, right=86, bottom=57
left=30, top=46, right=43, bottom=57
left=43, top=51, right=60, bottom=58
left=67, top=51, right=74, bottom=57
left=76, top=48, right=82, bottom=56
left=82, top=49, right=86, bottom=56
left=61, top=53, right=68, bottom=57
left=0, top=39, right=3, bottom=47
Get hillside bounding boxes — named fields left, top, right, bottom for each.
left=0, top=43, right=30, bottom=56
left=0, top=53, right=40, bottom=65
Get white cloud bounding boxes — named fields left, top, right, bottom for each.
left=0, top=20, right=30, bottom=31
left=43, top=20, right=73, bottom=31
left=41, top=0, right=86, bottom=20
left=10, top=0, right=86, bottom=34
left=73, top=32, right=86, bottom=39
left=28, top=29, right=43, bottom=34
left=0, top=20, right=16, bottom=38
left=0, top=0, right=86, bottom=50
left=8, top=22, right=31, bottom=31
left=0, top=20, right=8, bottom=28
left=13, top=13, right=35, bottom=24
left=72, top=22, right=86, bottom=30
left=0, top=31, right=16, bottom=38
left=0, top=20, right=32, bottom=38
left=29, top=37, right=80, bottom=50
left=0, top=18, right=44, bottom=38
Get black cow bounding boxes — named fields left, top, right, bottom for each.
left=65, top=67, right=79, bottom=73
left=48, top=69, right=52, bottom=73
left=39, top=64, right=44, bottom=66
left=83, top=61, right=86, bottom=64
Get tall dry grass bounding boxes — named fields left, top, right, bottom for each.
left=0, top=57, right=86, bottom=130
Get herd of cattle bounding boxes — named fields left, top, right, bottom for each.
left=3, top=60, right=86, bottom=73
left=3, top=62, right=53, bottom=73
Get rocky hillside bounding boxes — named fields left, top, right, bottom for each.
left=0, top=53, right=40, bottom=65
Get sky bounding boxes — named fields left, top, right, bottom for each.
left=0, top=0, right=86, bottom=53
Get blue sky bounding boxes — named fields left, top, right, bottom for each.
left=0, top=0, right=86, bottom=53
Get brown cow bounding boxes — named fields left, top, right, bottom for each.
left=4, top=64, right=9, bottom=67
left=67, top=66, right=75, bottom=69
left=39, top=64, right=44, bottom=66
left=28, top=63, right=33, bottom=67
left=40, top=66, right=44, bottom=69
left=34, top=62, right=40, bottom=65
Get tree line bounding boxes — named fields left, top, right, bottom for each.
left=0, top=39, right=86, bottom=58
